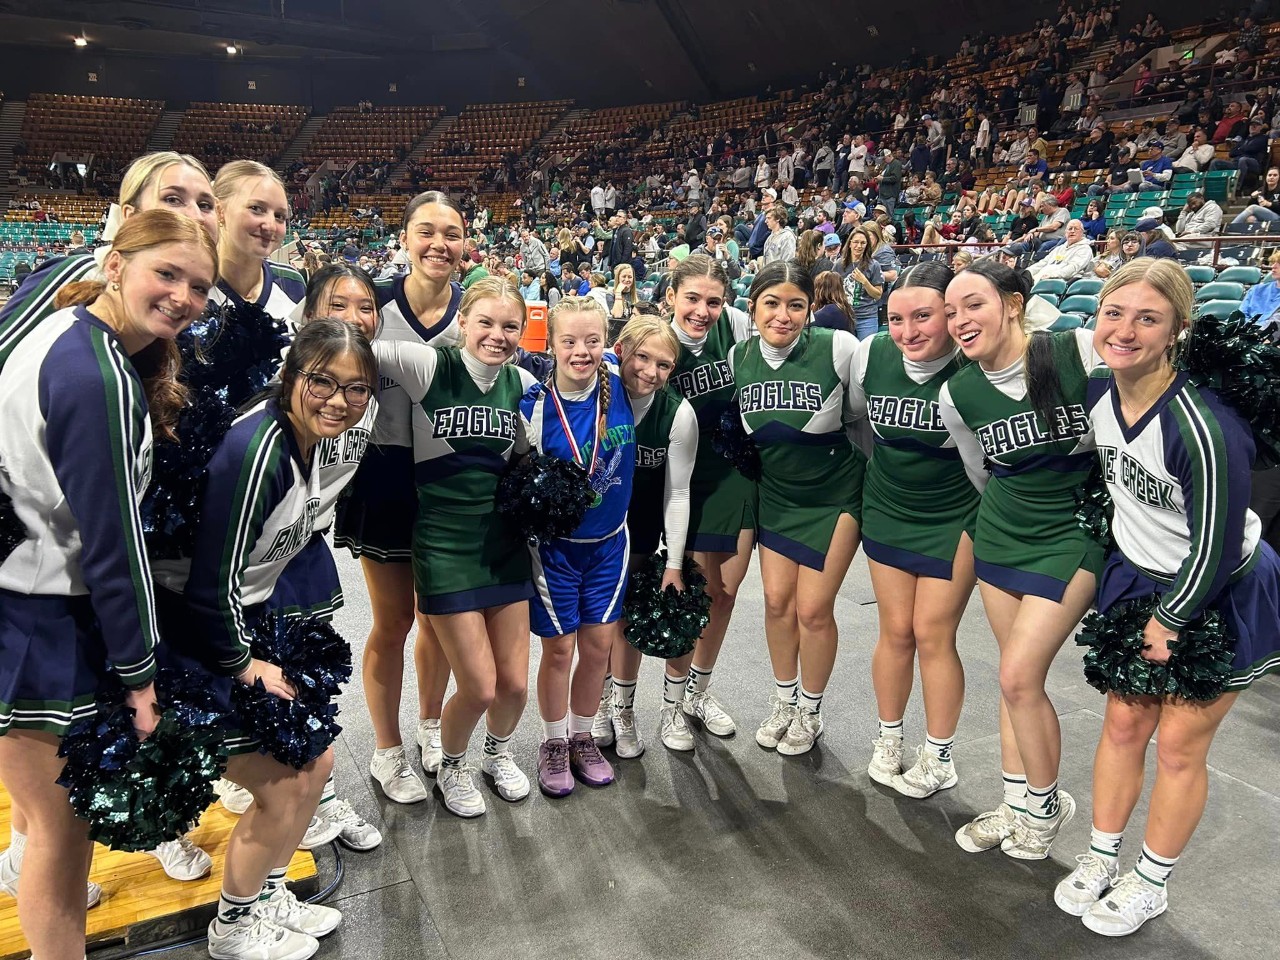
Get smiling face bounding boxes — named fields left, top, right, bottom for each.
left=751, top=281, right=810, bottom=349
left=552, top=309, right=606, bottom=392
left=288, top=350, right=370, bottom=454
left=944, top=270, right=1024, bottom=369
left=220, top=175, right=288, bottom=259
left=401, top=202, right=465, bottom=282
left=129, top=163, right=218, bottom=244
left=668, top=275, right=727, bottom=341
left=887, top=286, right=953, bottom=363
left=847, top=232, right=868, bottom=261
left=459, top=296, right=525, bottom=366
left=1092, top=280, right=1181, bottom=379
left=103, top=241, right=214, bottom=352
left=311, top=276, right=377, bottom=337
left=619, top=334, right=677, bottom=398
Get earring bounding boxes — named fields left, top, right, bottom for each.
left=111, top=282, right=120, bottom=291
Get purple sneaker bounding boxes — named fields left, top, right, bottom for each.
left=569, top=732, right=615, bottom=787
left=538, top=738, right=574, bottom=797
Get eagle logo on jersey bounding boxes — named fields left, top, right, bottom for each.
left=588, top=447, right=625, bottom=508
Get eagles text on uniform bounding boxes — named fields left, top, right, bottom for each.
left=976, top=404, right=1090, bottom=458
left=738, top=381, right=824, bottom=414
left=671, top=359, right=732, bottom=398
left=433, top=405, right=519, bottom=442
left=867, top=395, right=947, bottom=432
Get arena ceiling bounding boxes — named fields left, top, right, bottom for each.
left=2, top=0, right=1060, bottom=103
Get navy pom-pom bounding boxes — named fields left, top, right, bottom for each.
left=232, top=612, right=353, bottom=769
left=1076, top=597, right=1235, bottom=701
left=623, top=553, right=712, bottom=659
left=56, top=669, right=229, bottom=852
left=497, top=453, right=595, bottom=545
left=712, top=397, right=761, bottom=481
left=1178, top=314, right=1280, bottom=468
left=0, top=489, right=27, bottom=565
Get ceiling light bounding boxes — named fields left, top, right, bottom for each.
left=226, top=44, right=238, bottom=55
left=74, top=36, right=88, bottom=47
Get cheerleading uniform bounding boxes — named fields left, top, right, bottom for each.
left=1087, top=370, right=1280, bottom=690
left=627, top=385, right=699, bottom=563
left=851, top=333, right=979, bottom=579
left=0, top=306, right=158, bottom=735
left=159, top=397, right=321, bottom=753
left=669, top=306, right=757, bottom=553
left=334, top=277, right=463, bottom=563
left=372, top=341, right=538, bottom=614
left=521, top=373, right=637, bottom=637
left=0, top=254, right=100, bottom=368
left=939, top=329, right=1104, bottom=601
left=729, top=326, right=865, bottom=570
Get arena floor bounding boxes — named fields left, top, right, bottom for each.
left=162, top=549, right=1278, bottom=960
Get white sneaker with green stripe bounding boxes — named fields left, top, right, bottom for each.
left=1001, top=790, right=1076, bottom=860
left=1082, top=870, right=1168, bottom=936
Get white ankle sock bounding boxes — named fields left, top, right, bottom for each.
left=1001, top=770, right=1028, bottom=814
left=1025, top=780, right=1061, bottom=824
left=662, top=672, right=685, bottom=705
left=612, top=678, right=638, bottom=711
left=483, top=729, right=512, bottom=757
left=1134, top=843, right=1178, bottom=888
left=774, top=676, right=798, bottom=704
left=542, top=716, right=569, bottom=741
left=567, top=711, right=594, bottom=736
left=213, top=889, right=258, bottom=933
left=798, top=686, right=824, bottom=715
left=318, top=775, right=337, bottom=816
left=600, top=673, right=613, bottom=701
left=878, top=718, right=904, bottom=741
left=440, top=748, right=466, bottom=770
left=686, top=665, right=712, bottom=696
left=1090, top=825, right=1124, bottom=863
left=925, top=734, right=954, bottom=765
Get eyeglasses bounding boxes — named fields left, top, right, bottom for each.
left=305, top=372, right=372, bottom=407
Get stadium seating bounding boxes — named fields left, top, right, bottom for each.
left=172, top=103, right=308, bottom=168
left=304, top=105, right=444, bottom=170
left=20, top=93, right=164, bottom=166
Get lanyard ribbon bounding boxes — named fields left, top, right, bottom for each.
left=548, top=384, right=601, bottom=477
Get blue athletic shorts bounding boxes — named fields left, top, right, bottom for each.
left=530, top=529, right=630, bottom=638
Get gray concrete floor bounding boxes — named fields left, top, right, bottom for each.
left=161, top=549, right=1280, bottom=960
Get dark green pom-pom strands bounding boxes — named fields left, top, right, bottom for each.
left=623, top=552, right=712, bottom=659
left=497, top=453, right=595, bottom=545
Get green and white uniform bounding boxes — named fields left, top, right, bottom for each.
left=851, top=333, right=979, bottom=580
left=669, top=306, right=757, bottom=553
left=372, top=341, right=537, bottom=615
left=729, top=326, right=865, bottom=571
left=939, top=328, right=1103, bottom=601
left=627, top=384, right=699, bottom=562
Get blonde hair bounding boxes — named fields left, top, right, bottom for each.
left=212, top=159, right=287, bottom=207
left=119, top=151, right=212, bottom=211
left=548, top=296, right=611, bottom=441
left=459, top=275, right=528, bottom=323
left=1269, top=248, right=1280, bottom=266
left=614, top=263, right=637, bottom=305
left=615, top=314, right=679, bottom=363
left=1098, top=257, right=1194, bottom=358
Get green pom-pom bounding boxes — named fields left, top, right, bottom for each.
left=623, top=552, right=712, bottom=659
left=1076, top=597, right=1235, bottom=701
left=1178, top=313, right=1280, bottom=468
left=0, top=489, right=27, bottom=565
left=497, top=453, right=595, bottom=545
left=1073, top=462, right=1115, bottom=551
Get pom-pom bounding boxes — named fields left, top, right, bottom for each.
left=712, top=397, right=762, bottom=481
left=183, top=299, right=290, bottom=404
left=56, top=668, right=229, bottom=852
left=0, top=488, right=26, bottom=565
left=231, top=612, right=353, bottom=769
left=1073, top=462, right=1115, bottom=552
left=1178, top=313, right=1280, bottom=468
left=623, top=553, right=712, bottom=659
left=1076, top=597, right=1235, bottom=701
left=497, top=453, right=595, bottom=545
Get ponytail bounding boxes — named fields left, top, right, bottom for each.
left=1026, top=331, right=1067, bottom=441
left=596, top=365, right=611, bottom=444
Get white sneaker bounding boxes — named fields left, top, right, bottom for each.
left=326, top=800, right=382, bottom=851
left=611, top=707, right=645, bottom=759
left=369, top=746, right=429, bottom=804
left=256, top=884, right=342, bottom=937
left=591, top=695, right=615, bottom=746
left=890, top=746, right=958, bottom=799
left=867, top=735, right=905, bottom=785
left=297, top=815, right=342, bottom=851
left=436, top=764, right=486, bottom=817
left=1056, top=853, right=1119, bottom=917
left=755, top=696, right=798, bottom=749
left=682, top=690, right=736, bottom=736
left=0, top=848, right=102, bottom=908
left=207, top=916, right=318, bottom=960
left=954, top=802, right=1020, bottom=853
left=480, top=751, right=531, bottom=801
left=1082, top=870, right=1168, bottom=937
left=1001, top=791, right=1077, bottom=861
left=146, top=836, right=212, bottom=880
left=776, top=710, right=824, bottom=756
left=217, top=778, right=254, bottom=816
left=415, top=719, right=443, bottom=775
left=659, top=704, right=695, bottom=751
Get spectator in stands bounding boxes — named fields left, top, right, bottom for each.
left=1211, top=101, right=1248, bottom=143
left=1173, top=128, right=1215, bottom=173
left=685, top=203, right=707, bottom=249
left=608, top=263, right=637, bottom=338
left=811, top=270, right=853, bottom=331
left=1241, top=248, right=1280, bottom=323
left=759, top=207, right=797, bottom=266
left=1081, top=198, right=1108, bottom=241
left=518, top=227, right=549, bottom=275
left=1174, top=192, right=1224, bottom=242
left=606, top=212, right=634, bottom=269
left=748, top=189, right=777, bottom=260
left=732, top=157, right=752, bottom=190
left=700, top=224, right=742, bottom=278
left=1007, top=194, right=1069, bottom=256
left=837, top=226, right=884, bottom=339
left=603, top=181, right=617, bottom=215
left=1134, top=217, right=1177, bottom=258
left=837, top=200, right=864, bottom=243
left=1209, top=117, right=1269, bottom=193
left=813, top=142, right=835, bottom=187
left=1092, top=229, right=1125, bottom=278
left=539, top=270, right=562, bottom=310
left=1233, top=165, right=1280, bottom=223
left=1126, top=141, right=1173, bottom=192
left=65, top=230, right=89, bottom=256
left=1005, top=197, right=1041, bottom=242
left=1005, top=129, right=1031, bottom=168
left=1024, top=148, right=1049, bottom=184
left=519, top=269, right=541, bottom=303
left=878, top=149, right=904, bottom=216
left=459, top=255, right=490, bottom=289
left=1027, top=219, right=1093, bottom=281
left=755, top=155, right=772, bottom=189
left=590, top=181, right=607, bottom=219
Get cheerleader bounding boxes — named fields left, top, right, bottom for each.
left=939, top=259, right=1103, bottom=859
left=163, top=318, right=376, bottom=960
left=729, top=262, right=865, bottom=756
left=0, top=210, right=214, bottom=960
left=606, top=254, right=753, bottom=752
left=1055, top=259, right=1280, bottom=936
left=522, top=296, right=636, bottom=796
left=600, top=314, right=699, bottom=757
left=367, top=277, right=538, bottom=817
left=335, top=191, right=465, bottom=803
left=854, top=261, right=978, bottom=795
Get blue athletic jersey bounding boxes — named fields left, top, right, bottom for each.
left=520, top=372, right=636, bottom=540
